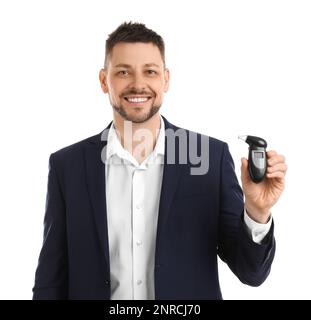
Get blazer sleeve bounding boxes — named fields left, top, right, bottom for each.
left=217, top=143, right=276, bottom=287
left=32, top=153, right=68, bottom=299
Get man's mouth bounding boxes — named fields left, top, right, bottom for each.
left=123, top=95, right=153, bottom=105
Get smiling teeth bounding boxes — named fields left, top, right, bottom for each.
left=127, top=97, right=148, bottom=103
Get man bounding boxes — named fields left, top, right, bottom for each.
left=33, top=22, right=287, bottom=300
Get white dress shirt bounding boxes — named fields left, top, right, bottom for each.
left=105, top=116, right=165, bottom=300
left=105, top=115, right=271, bottom=300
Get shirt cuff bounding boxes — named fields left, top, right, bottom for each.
left=243, top=209, right=272, bottom=244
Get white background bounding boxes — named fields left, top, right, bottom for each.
left=0, top=0, right=310, bottom=299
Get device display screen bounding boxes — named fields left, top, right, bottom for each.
left=254, top=152, right=264, bottom=158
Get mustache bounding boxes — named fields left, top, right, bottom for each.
left=121, top=89, right=155, bottom=97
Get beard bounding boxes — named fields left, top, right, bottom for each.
left=112, top=102, right=161, bottom=123
left=111, top=89, right=161, bottom=123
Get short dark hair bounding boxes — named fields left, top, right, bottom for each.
left=105, top=22, right=165, bottom=68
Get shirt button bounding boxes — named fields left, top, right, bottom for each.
left=136, top=240, right=142, bottom=246
left=137, top=280, right=142, bottom=285
left=136, top=204, right=142, bottom=210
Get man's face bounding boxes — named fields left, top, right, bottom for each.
left=99, top=42, right=170, bottom=123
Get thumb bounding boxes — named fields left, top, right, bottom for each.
left=241, top=157, right=250, bottom=184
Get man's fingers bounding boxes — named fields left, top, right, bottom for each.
left=266, top=151, right=287, bottom=178
left=241, top=157, right=248, bottom=166
left=267, top=150, right=277, bottom=157
left=266, top=171, right=286, bottom=179
left=240, top=157, right=251, bottom=183
left=267, top=154, right=286, bottom=166
left=267, top=163, right=288, bottom=174
left=241, top=157, right=248, bottom=171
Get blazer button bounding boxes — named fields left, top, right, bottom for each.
left=105, top=279, right=110, bottom=285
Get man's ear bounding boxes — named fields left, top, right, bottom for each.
left=163, top=68, right=170, bottom=93
left=99, top=69, right=108, bottom=93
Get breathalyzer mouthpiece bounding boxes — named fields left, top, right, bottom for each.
left=238, top=135, right=267, bottom=148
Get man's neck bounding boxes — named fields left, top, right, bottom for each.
left=113, top=112, right=161, bottom=164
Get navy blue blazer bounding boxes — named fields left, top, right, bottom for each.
left=33, top=116, right=275, bottom=300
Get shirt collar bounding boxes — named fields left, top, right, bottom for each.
left=106, top=115, right=165, bottom=162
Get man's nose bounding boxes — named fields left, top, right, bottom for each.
left=130, top=73, right=147, bottom=90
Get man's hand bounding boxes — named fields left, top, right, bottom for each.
left=241, top=150, right=287, bottom=224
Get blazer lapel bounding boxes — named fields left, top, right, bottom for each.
left=84, top=124, right=111, bottom=267
left=155, top=117, right=184, bottom=259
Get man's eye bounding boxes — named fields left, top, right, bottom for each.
left=147, top=70, right=157, bottom=75
left=118, top=70, right=129, bottom=76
